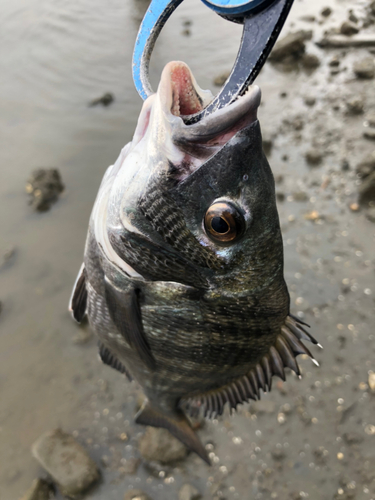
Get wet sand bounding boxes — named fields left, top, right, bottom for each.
left=0, top=0, right=374, bottom=499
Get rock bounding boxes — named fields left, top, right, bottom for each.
left=358, top=171, right=375, bottom=205
left=365, top=207, right=375, bottom=222
left=213, top=71, right=230, bottom=87
left=26, top=169, right=64, bottom=212
left=138, top=427, right=188, bottom=464
left=32, top=429, right=100, bottom=498
left=353, top=57, right=375, bottom=79
left=89, top=92, right=114, bottom=107
left=345, top=96, right=364, bottom=115
left=329, top=55, right=340, bottom=67
left=340, top=21, right=359, bottom=36
left=179, top=484, right=201, bottom=500
left=124, top=489, right=151, bottom=500
left=321, top=6, right=332, bottom=17
left=356, top=152, right=375, bottom=177
left=19, top=479, right=54, bottom=500
left=301, top=53, right=320, bottom=69
left=305, top=149, right=322, bottom=166
left=269, top=30, right=312, bottom=62
left=304, top=95, right=316, bottom=106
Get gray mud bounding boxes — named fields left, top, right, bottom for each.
left=0, top=1, right=374, bottom=499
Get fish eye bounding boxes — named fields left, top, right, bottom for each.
left=204, top=201, right=245, bottom=245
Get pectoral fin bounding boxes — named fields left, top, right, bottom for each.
left=104, top=279, right=156, bottom=370
left=135, top=401, right=210, bottom=465
left=98, top=342, right=132, bottom=381
left=69, top=263, right=87, bottom=323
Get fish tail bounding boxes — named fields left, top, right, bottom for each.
left=135, top=400, right=210, bottom=465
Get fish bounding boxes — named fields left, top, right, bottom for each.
left=70, top=61, right=320, bottom=464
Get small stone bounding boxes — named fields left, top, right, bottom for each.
left=349, top=202, right=360, bottom=212
left=305, top=149, right=323, bottom=166
left=120, top=458, right=140, bottom=475
left=329, top=55, right=341, bottom=67
left=19, top=479, right=54, bottom=500
left=364, top=128, right=375, bottom=140
left=301, top=53, right=320, bottom=69
left=32, top=429, right=100, bottom=498
left=366, top=113, right=375, bottom=127
left=304, top=95, right=316, bottom=106
left=269, top=30, right=312, bottom=62
left=271, top=449, right=286, bottom=461
left=353, top=57, right=375, bottom=79
left=304, top=210, right=320, bottom=221
left=26, top=169, right=64, bottom=212
left=181, top=28, right=191, bottom=36
left=89, top=92, right=114, bottom=107
left=179, top=484, right=201, bottom=500
left=292, top=191, right=308, bottom=202
left=342, top=432, right=364, bottom=445
left=138, top=427, right=188, bottom=464
left=124, top=489, right=151, bottom=500
left=345, top=96, right=364, bottom=115
left=340, top=21, right=359, bottom=36
left=369, top=372, right=375, bottom=391
left=213, top=71, right=230, bottom=87
left=356, top=152, right=375, bottom=177
left=358, top=171, right=375, bottom=205
left=321, top=6, right=332, bottom=17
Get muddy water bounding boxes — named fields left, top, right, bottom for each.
left=1, top=0, right=374, bottom=499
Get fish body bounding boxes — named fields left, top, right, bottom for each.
left=70, top=62, right=318, bottom=463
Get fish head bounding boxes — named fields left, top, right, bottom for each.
left=103, top=61, right=285, bottom=294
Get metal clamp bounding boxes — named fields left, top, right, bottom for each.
left=132, top=0, right=294, bottom=123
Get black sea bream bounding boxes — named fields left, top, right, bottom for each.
left=70, top=61, right=319, bottom=463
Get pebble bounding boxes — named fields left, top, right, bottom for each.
left=124, top=489, right=151, bottom=500
left=26, top=169, right=64, bottom=212
left=178, top=484, right=201, bottom=500
left=32, top=429, right=100, bottom=498
left=342, top=432, right=364, bottom=445
left=340, top=21, right=359, bottom=36
left=89, top=92, right=114, bottom=107
left=329, top=55, right=340, bottom=67
left=19, top=479, right=54, bottom=500
left=138, top=427, right=188, bottom=464
left=353, top=57, right=375, bottom=79
left=364, top=128, right=375, bottom=141
left=269, top=30, right=312, bottom=62
left=301, top=53, right=321, bottom=69
left=345, top=96, right=364, bottom=115
left=304, top=95, right=316, bottom=106
left=305, top=149, right=323, bottom=166
left=358, top=171, right=375, bottom=205
left=321, top=6, right=332, bottom=17
left=369, top=372, right=375, bottom=392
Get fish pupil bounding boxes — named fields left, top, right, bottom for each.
left=211, top=216, right=229, bottom=234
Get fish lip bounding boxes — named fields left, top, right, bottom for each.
left=158, top=61, right=261, bottom=146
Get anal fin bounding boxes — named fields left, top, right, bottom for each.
left=135, top=401, right=210, bottom=465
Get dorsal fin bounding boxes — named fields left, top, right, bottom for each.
left=69, top=264, right=87, bottom=323
left=98, top=342, right=132, bottom=381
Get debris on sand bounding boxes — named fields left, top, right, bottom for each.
left=321, top=6, right=332, bottom=17
left=26, top=169, right=64, bottom=212
left=305, top=149, right=323, bottom=166
left=32, top=429, right=100, bottom=498
left=138, top=427, right=188, bottom=464
left=124, top=489, right=152, bottom=500
left=317, top=34, right=375, bottom=48
left=179, top=483, right=202, bottom=500
left=269, top=30, right=312, bottom=63
left=19, top=479, right=54, bottom=500
left=213, top=71, right=230, bottom=87
left=353, top=57, right=375, bottom=79
left=89, top=92, right=114, bottom=107
left=363, top=128, right=375, bottom=141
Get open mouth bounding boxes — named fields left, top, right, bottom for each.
left=161, top=61, right=261, bottom=144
